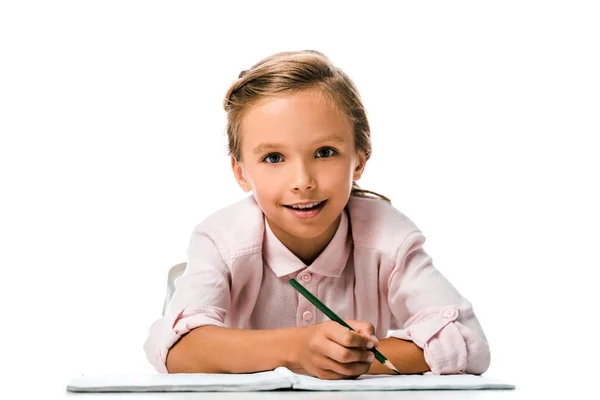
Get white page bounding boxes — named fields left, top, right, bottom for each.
left=274, top=368, right=515, bottom=391
left=66, top=370, right=292, bottom=392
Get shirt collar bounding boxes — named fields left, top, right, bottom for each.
left=263, top=208, right=351, bottom=278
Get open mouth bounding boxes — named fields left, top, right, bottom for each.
left=283, top=200, right=327, bottom=211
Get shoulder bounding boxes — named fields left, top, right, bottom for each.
left=191, top=195, right=265, bottom=257
left=347, top=196, right=423, bottom=254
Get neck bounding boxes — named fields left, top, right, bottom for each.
left=267, top=215, right=341, bottom=266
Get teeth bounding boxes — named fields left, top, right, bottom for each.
left=290, top=201, right=322, bottom=210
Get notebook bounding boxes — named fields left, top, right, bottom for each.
left=66, top=367, right=515, bottom=392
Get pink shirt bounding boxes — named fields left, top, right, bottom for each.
left=144, top=195, right=490, bottom=375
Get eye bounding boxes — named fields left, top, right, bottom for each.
left=316, top=147, right=337, bottom=158
left=262, top=153, right=283, bottom=164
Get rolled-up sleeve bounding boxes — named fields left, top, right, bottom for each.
left=143, top=229, right=231, bottom=373
left=387, top=232, right=491, bottom=375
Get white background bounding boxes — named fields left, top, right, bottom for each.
left=1, top=0, right=598, bottom=397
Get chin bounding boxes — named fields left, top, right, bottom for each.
left=267, top=214, right=328, bottom=239
left=287, top=225, right=330, bottom=239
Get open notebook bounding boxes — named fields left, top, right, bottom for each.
left=67, top=367, right=515, bottom=392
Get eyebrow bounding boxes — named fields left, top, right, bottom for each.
left=252, top=134, right=346, bottom=154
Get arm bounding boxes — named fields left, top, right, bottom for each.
left=166, top=325, right=301, bottom=373
left=385, top=232, right=491, bottom=375
left=167, top=322, right=377, bottom=377
left=143, top=229, right=234, bottom=373
left=367, top=337, right=429, bottom=375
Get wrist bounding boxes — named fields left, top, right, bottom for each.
left=277, top=326, right=306, bottom=370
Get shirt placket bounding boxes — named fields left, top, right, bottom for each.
left=295, top=269, right=319, bottom=326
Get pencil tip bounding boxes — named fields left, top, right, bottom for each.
left=384, top=360, right=401, bottom=375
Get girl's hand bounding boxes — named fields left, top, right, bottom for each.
left=290, top=320, right=379, bottom=380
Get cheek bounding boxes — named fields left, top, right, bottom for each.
left=319, top=162, right=354, bottom=183
left=248, top=172, right=280, bottom=203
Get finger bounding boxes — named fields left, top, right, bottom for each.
left=289, top=367, right=309, bottom=376
left=319, top=371, right=347, bottom=380
left=294, top=362, right=344, bottom=380
left=347, top=320, right=377, bottom=340
left=347, top=320, right=379, bottom=347
left=326, top=325, right=376, bottom=349
left=311, top=367, right=346, bottom=380
left=320, top=338, right=375, bottom=364
left=318, top=356, right=372, bottom=378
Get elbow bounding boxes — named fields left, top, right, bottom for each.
left=464, top=339, right=491, bottom=375
left=156, top=309, right=228, bottom=373
left=164, top=336, right=189, bottom=373
left=421, top=322, right=491, bottom=375
left=165, top=330, right=223, bottom=374
left=165, top=336, right=204, bottom=374
left=165, top=345, right=184, bottom=374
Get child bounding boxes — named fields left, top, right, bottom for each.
left=143, top=50, right=490, bottom=379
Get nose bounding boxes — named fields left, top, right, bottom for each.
left=291, top=160, right=316, bottom=192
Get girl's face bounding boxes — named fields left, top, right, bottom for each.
left=232, top=88, right=366, bottom=241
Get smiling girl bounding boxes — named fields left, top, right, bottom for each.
left=143, top=50, right=490, bottom=380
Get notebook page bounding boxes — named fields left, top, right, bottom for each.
left=66, top=370, right=292, bottom=392
left=283, top=369, right=515, bottom=391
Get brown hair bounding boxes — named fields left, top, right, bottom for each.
left=222, top=50, right=391, bottom=204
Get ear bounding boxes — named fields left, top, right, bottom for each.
left=353, top=151, right=367, bottom=181
left=231, top=156, right=251, bottom=192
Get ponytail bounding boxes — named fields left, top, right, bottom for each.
left=350, top=182, right=391, bottom=203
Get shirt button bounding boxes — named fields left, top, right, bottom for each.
left=302, top=311, right=313, bottom=321
left=443, top=308, right=456, bottom=318
left=300, top=272, right=312, bottom=282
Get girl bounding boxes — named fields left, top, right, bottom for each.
left=143, top=50, right=490, bottom=379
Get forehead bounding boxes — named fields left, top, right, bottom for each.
left=239, top=89, right=353, bottom=149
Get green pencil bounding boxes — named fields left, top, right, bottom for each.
left=289, top=278, right=400, bottom=374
